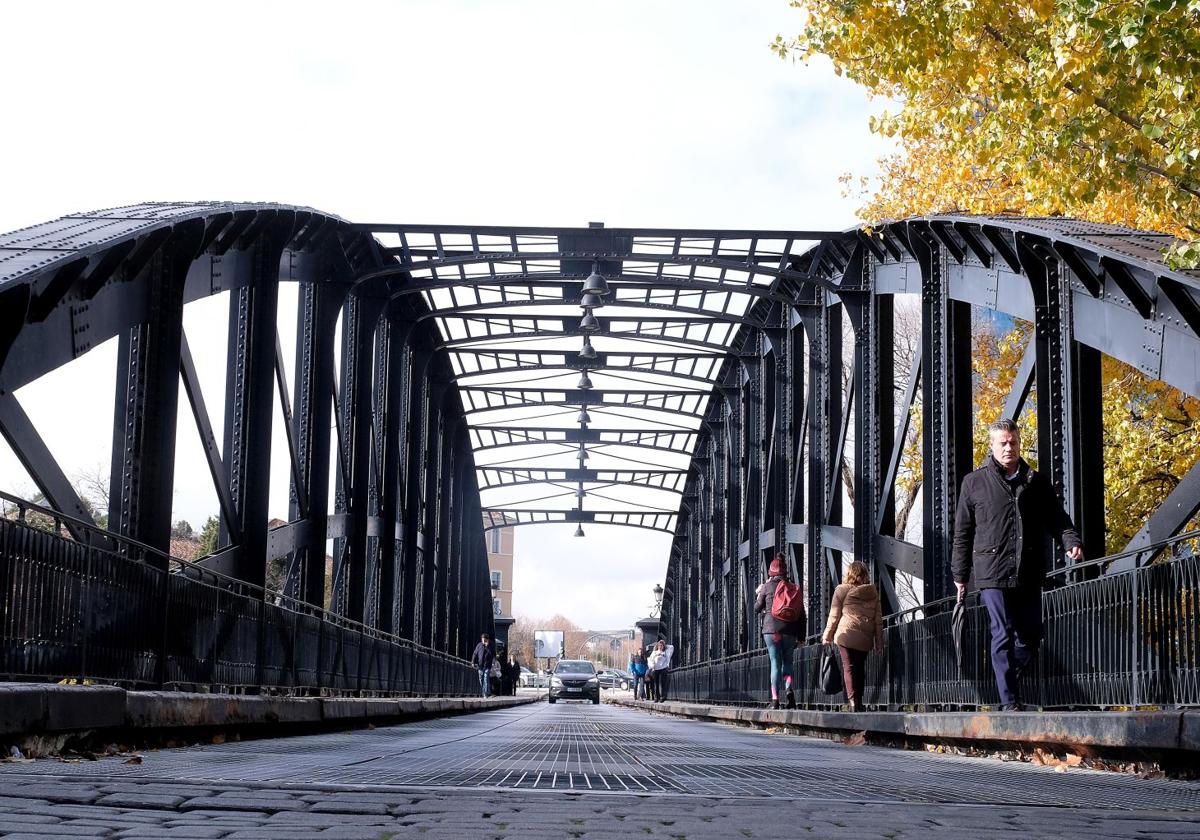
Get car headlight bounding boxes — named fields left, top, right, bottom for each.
left=587, top=677, right=599, bottom=685
left=550, top=676, right=561, bottom=687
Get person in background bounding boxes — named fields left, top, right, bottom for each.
left=755, top=554, right=804, bottom=709
left=646, top=639, right=674, bottom=702
left=470, top=633, right=495, bottom=697
left=821, top=560, right=883, bottom=712
left=629, top=652, right=648, bottom=700
left=507, top=653, right=521, bottom=695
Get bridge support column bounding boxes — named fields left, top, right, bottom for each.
left=399, top=345, right=431, bottom=642
left=1019, top=237, right=1106, bottom=572
left=374, top=315, right=411, bottom=634
left=220, top=242, right=284, bottom=588
left=802, top=291, right=842, bottom=633
left=915, top=227, right=972, bottom=603
left=290, top=270, right=342, bottom=609
left=108, top=239, right=195, bottom=557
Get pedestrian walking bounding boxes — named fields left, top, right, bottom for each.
left=645, top=640, right=674, bottom=702
left=629, top=652, right=648, bottom=700
left=952, top=418, right=1083, bottom=711
left=755, top=553, right=805, bottom=709
left=507, top=654, right=521, bottom=695
left=821, top=560, right=883, bottom=712
left=471, top=633, right=495, bottom=697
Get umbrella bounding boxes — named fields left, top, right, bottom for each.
left=952, top=598, right=967, bottom=674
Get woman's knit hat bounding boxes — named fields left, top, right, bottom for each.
left=768, top=555, right=787, bottom=578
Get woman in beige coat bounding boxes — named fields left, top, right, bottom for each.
left=821, top=561, right=884, bottom=711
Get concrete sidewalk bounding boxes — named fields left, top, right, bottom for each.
left=613, top=697, right=1200, bottom=754
left=0, top=682, right=537, bottom=743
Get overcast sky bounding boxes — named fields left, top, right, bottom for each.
left=0, top=0, right=890, bottom=631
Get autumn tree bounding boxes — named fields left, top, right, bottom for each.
left=1099, top=358, right=1200, bottom=552
left=967, top=317, right=1200, bottom=555
left=775, top=0, right=1200, bottom=265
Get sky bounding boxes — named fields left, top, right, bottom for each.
left=0, top=0, right=892, bottom=632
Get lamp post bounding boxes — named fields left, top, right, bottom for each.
left=636, top=583, right=667, bottom=654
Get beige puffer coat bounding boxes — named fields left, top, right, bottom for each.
left=821, top=583, right=884, bottom=652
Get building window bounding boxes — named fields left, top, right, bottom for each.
left=490, top=570, right=502, bottom=589
left=493, top=598, right=502, bottom=616
left=489, top=528, right=502, bottom=554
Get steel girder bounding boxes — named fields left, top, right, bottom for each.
left=658, top=216, right=1200, bottom=668
left=4, top=206, right=1200, bottom=680
left=0, top=203, right=496, bottom=668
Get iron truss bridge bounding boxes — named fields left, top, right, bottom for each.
left=0, top=203, right=1198, bottom=705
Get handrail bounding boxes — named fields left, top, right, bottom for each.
left=672, top=527, right=1200, bottom=675
left=0, top=489, right=471, bottom=667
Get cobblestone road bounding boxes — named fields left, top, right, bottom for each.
left=0, top=699, right=1197, bottom=838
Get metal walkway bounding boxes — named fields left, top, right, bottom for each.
left=3, top=702, right=1197, bottom=811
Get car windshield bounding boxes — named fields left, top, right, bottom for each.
left=554, top=661, right=596, bottom=675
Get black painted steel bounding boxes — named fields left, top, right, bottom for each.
left=2, top=205, right=1200, bottom=706
left=0, top=493, right=475, bottom=694
left=670, top=533, right=1200, bottom=709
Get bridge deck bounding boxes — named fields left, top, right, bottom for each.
left=0, top=699, right=1196, bottom=838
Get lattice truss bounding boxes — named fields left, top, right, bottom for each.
left=355, top=225, right=838, bottom=536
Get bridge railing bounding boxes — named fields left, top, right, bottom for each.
left=0, top=492, right=477, bottom=695
left=670, top=534, right=1200, bottom=710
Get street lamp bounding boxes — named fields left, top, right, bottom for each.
left=582, top=262, right=611, bottom=296
left=652, top=583, right=664, bottom=617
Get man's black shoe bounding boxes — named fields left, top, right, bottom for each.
left=769, top=699, right=780, bottom=710
left=785, top=690, right=796, bottom=709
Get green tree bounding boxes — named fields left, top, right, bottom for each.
left=198, top=515, right=220, bottom=557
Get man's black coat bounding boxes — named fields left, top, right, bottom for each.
left=952, top=457, right=1082, bottom=589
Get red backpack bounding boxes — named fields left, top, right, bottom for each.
left=771, top=579, right=804, bottom=623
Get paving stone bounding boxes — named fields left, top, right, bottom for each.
left=99, top=783, right=218, bottom=797
left=114, top=829, right=230, bottom=839
left=0, top=798, right=50, bottom=811
left=181, top=798, right=308, bottom=813
left=96, top=793, right=187, bottom=808
left=305, top=801, right=389, bottom=815
left=0, top=784, right=99, bottom=804
left=0, top=824, right=114, bottom=836
left=0, top=813, right=61, bottom=825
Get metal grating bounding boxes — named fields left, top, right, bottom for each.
left=2, top=703, right=1199, bottom=811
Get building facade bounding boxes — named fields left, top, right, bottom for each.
left=485, top=516, right=515, bottom=618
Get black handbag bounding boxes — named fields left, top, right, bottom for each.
left=820, top=643, right=844, bottom=695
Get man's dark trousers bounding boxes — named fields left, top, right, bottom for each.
left=980, top=587, right=1042, bottom=707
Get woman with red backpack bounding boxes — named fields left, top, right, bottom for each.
left=755, top=554, right=804, bottom=709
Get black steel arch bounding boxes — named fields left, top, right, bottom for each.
left=4, top=204, right=1199, bottom=708
left=0, top=202, right=499, bottom=677
left=657, top=214, right=1200, bottom=686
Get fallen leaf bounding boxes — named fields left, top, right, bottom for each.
left=844, top=731, right=867, bottom=747
left=123, top=755, right=143, bottom=765
left=1065, top=754, right=1083, bottom=767
left=211, top=734, right=226, bottom=745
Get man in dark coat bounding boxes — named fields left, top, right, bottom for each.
left=470, top=633, right=495, bottom=697
left=952, top=419, right=1083, bottom=711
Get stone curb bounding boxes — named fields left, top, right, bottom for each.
left=612, top=698, right=1199, bottom=752
left=0, top=683, right=538, bottom=737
